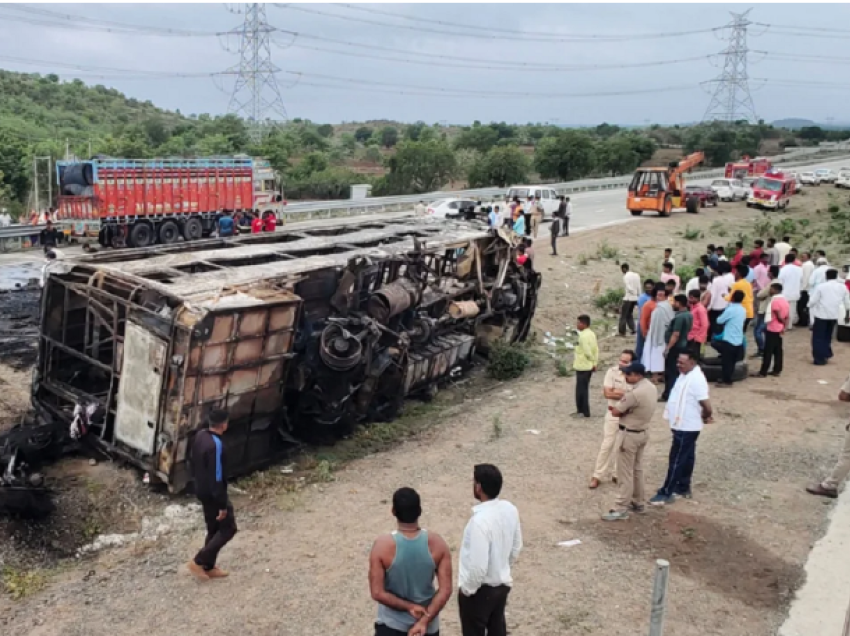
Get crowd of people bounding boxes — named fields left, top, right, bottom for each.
left=216, top=210, right=278, bottom=237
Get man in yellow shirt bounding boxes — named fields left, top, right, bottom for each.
left=573, top=314, right=599, bottom=418
left=725, top=263, right=754, bottom=331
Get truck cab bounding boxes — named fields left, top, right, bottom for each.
left=251, top=159, right=287, bottom=224
left=746, top=173, right=795, bottom=210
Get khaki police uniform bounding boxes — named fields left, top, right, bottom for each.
left=612, top=378, right=658, bottom=511
left=593, top=367, right=630, bottom=481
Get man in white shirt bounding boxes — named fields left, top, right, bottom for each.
left=774, top=236, right=792, bottom=266
left=798, top=252, right=815, bottom=327
left=707, top=261, right=733, bottom=334
left=650, top=351, right=713, bottom=506
left=808, top=268, right=850, bottom=366
left=810, top=257, right=831, bottom=294
left=685, top=268, right=704, bottom=294
left=562, top=196, right=572, bottom=236
left=619, top=263, right=641, bottom=337
left=458, top=464, right=522, bottom=636
left=778, top=254, right=803, bottom=328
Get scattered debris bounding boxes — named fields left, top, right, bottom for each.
left=525, top=429, right=540, bottom=435
left=557, top=539, right=582, bottom=548
left=77, top=503, right=200, bottom=556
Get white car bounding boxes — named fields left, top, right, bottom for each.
left=836, top=171, right=850, bottom=189
left=799, top=172, right=820, bottom=186
left=816, top=168, right=837, bottom=184
left=425, top=198, right=478, bottom=219
left=504, top=185, right=560, bottom=219
left=710, top=178, right=748, bottom=201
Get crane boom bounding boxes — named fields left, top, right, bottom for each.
left=671, top=152, right=705, bottom=178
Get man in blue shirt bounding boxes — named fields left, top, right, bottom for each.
left=711, top=289, right=747, bottom=387
left=635, top=278, right=655, bottom=361
left=217, top=212, right=235, bottom=238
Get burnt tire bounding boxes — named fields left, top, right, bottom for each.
left=699, top=359, right=748, bottom=383
left=837, top=326, right=850, bottom=343
left=686, top=196, right=700, bottom=214
left=630, top=210, right=643, bottom=216
left=183, top=217, right=203, bottom=241
left=129, top=222, right=153, bottom=249
left=158, top=220, right=180, bottom=245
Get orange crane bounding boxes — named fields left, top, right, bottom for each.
left=626, top=151, right=705, bottom=217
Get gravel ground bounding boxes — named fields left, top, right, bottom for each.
left=2, top=189, right=849, bottom=635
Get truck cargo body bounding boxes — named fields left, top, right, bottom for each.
left=725, top=157, right=772, bottom=180
left=56, top=157, right=285, bottom=249
left=31, top=216, right=539, bottom=493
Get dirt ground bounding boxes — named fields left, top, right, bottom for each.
left=3, top=187, right=850, bottom=635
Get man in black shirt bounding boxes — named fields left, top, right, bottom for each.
left=188, top=409, right=237, bottom=580
left=39, top=220, right=60, bottom=254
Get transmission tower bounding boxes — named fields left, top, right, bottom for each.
left=703, top=10, right=758, bottom=124
left=226, top=3, right=287, bottom=143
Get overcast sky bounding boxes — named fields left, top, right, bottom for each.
left=0, top=3, right=849, bottom=126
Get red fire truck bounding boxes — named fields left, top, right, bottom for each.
left=56, top=156, right=286, bottom=248
left=746, top=171, right=796, bottom=211
left=724, top=156, right=772, bottom=180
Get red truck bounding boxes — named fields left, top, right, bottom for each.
left=724, top=156, right=772, bottom=180
left=56, top=156, right=285, bottom=248
left=746, top=171, right=795, bottom=211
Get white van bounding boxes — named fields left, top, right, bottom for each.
left=504, top=185, right=561, bottom=219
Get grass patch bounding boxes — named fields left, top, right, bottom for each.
left=491, top=414, right=503, bottom=440
left=556, top=359, right=572, bottom=377
left=577, top=253, right=589, bottom=266
left=682, top=225, right=702, bottom=241
left=594, top=287, right=624, bottom=312
left=487, top=341, right=531, bottom=381
left=2, top=566, right=47, bottom=600
left=710, top=221, right=728, bottom=237
left=596, top=240, right=619, bottom=260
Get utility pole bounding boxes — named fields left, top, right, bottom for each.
left=703, top=9, right=758, bottom=124
left=225, top=3, right=287, bottom=144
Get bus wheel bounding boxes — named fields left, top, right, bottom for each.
left=129, top=222, right=154, bottom=248
left=183, top=217, right=203, bottom=241
left=629, top=210, right=643, bottom=216
left=159, top=220, right=180, bottom=244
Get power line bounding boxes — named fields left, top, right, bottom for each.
left=0, top=54, right=230, bottom=79
left=225, top=3, right=287, bottom=143
left=703, top=10, right=758, bottom=123
left=274, top=4, right=725, bottom=43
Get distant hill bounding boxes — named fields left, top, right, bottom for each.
left=773, top=118, right=817, bottom=130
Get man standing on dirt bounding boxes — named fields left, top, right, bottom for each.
left=619, top=263, right=641, bottom=337
left=590, top=349, right=635, bottom=489
left=808, top=269, right=850, bottom=366
left=188, top=409, right=237, bottom=580
left=531, top=196, right=544, bottom=239
left=649, top=351, right=712, bottom=506
left=799, top=252, right=815, bottom=327
left=661, top=294, right=693, bottom=402
left=602, top=362, right=657, bottom=521
left=778, top=254, right=803, bottom=329
left=635, top=279, right=655, bottom=361
left=370, top=488, right=452, bottom=636
left=573, top=314, right=599, bottom=418
left=807, top=372, right=850, bottom=499
left=458, top=464, right=522, bottom=636
left=562, top=196, right=572, bottom=236
left=753, top=282, right=789, bottom=378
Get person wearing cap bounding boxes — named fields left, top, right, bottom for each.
left=602, top=362, right=658, bottom=521
left=649, top=351, right=713, bottom=506
left=589, top=349, right=635, bottom=489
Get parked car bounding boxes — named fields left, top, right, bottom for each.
left=836, top=171, right=850, bottom=189
left=816, top=168, right=837, bottom=184
left=684, top=185, right=719, bottom=208
left=710, top=178, right=748, bottom=201
left=504, top=185, right=560, bottom=219
left=786, top=172, right=804, bottom=193
left=799, top=172, right=820, bottom=186
left=426, top=198, right=478, bottom=220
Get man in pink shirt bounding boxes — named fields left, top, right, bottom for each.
left=752, top=253, right=772, bottom=293
left=686, top=290, right=709, bottom=360
left=754, top=282, right=789, bottom=378
left=660, top=262, right=680, bottom=293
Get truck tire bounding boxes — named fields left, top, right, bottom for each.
left=685, top=196, right=700, bottom=214
left=700, top=358, right=748, bottom=383
left=159, top=220, right=180, bottom=245
left=129, top=222, right=154, bottom=249
left=60, top=162, right=94, bottom=187
left=183, top=217, right=203, bottom=241
left=660, top=196, right=672, bottom=217
left=630, top=210, right=643, bottom=216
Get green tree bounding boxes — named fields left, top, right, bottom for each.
left=339, top=132, right=357, bottom=154
left=595, top=123, right=621, bottom=139
left=405, top=121, right=427, bottom=142
left=467, top=145, right=530, bottom=188
left=316, top=123, right=334, bottom=138
left=354, top=126, right=373, bottom=143
left=596, top=136, right=639, bottom=176
left=379, top=139, right=457, bottom=194
left=363, top=146, right=383, bottom=163
left=455, top=126, right=499, bottom=154
left=380, top=126, right=399, bottom=148
left=703, top=128, right=738, bottom=166
left=0, top=128, right=30, bottom=203
left=534, top=130, right=596, bottom=181
left=292, top=151, right=330, bottom=180
left=299, top=127, right=329, bottom=152
left=194, top=133, right=233, bottom=156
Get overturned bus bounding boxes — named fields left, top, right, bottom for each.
left=27, top=217, right=539, bottom=493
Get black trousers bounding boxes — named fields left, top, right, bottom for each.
left=797, top=291, right=810, bottom=327
left=575, top=370, right=593, bottom=417
left=711, top=341, right=742, bottom=384
left=619, top=301, right=637, bottom=336
left=562, top=216, right=570, bottom=236
left=376, top=625, right=439, bottom=636
left=194, top=498, right=237, bottom=570
left=522, top=214, right=531, bottom=236
left=687, top=339, right=702, bottom=360
left=550, top=219, right=560, bottom=254
left=760, top=330, right=783, bottom=376
left=661, top=348, right=682, bottom=399
left=812, top=318, right=837, bottom=365
left=708, top=309, right=723, bottom=335
left=459, top=585, right=510, bottom=636
left=657, top=430, right=701, bottom=497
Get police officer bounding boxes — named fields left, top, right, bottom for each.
left=602, top=362, right=658, bottom=521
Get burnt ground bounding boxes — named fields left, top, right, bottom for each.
left=1, top=186, right=850, bottom=635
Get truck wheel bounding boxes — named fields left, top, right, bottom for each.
left=183, top=217, right=203, bottom=241
left=629, top=210, right=643, bottom=216
left=660, top=197, right=672, bottom=217
left=685, top=196, right=700, bottom=214
left=129, top=222, right=153, bottom=249
left=159, top=220, right=180, bottom=244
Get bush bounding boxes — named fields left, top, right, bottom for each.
left=682, top=225, right=702, bottom=241
left=677, top=264, right=697, bottom=284
left=487, top=342, right=531, bottom=381
left=595, top=287, right=624, bottom=311
left=596, top=240, right=619, bottom=259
